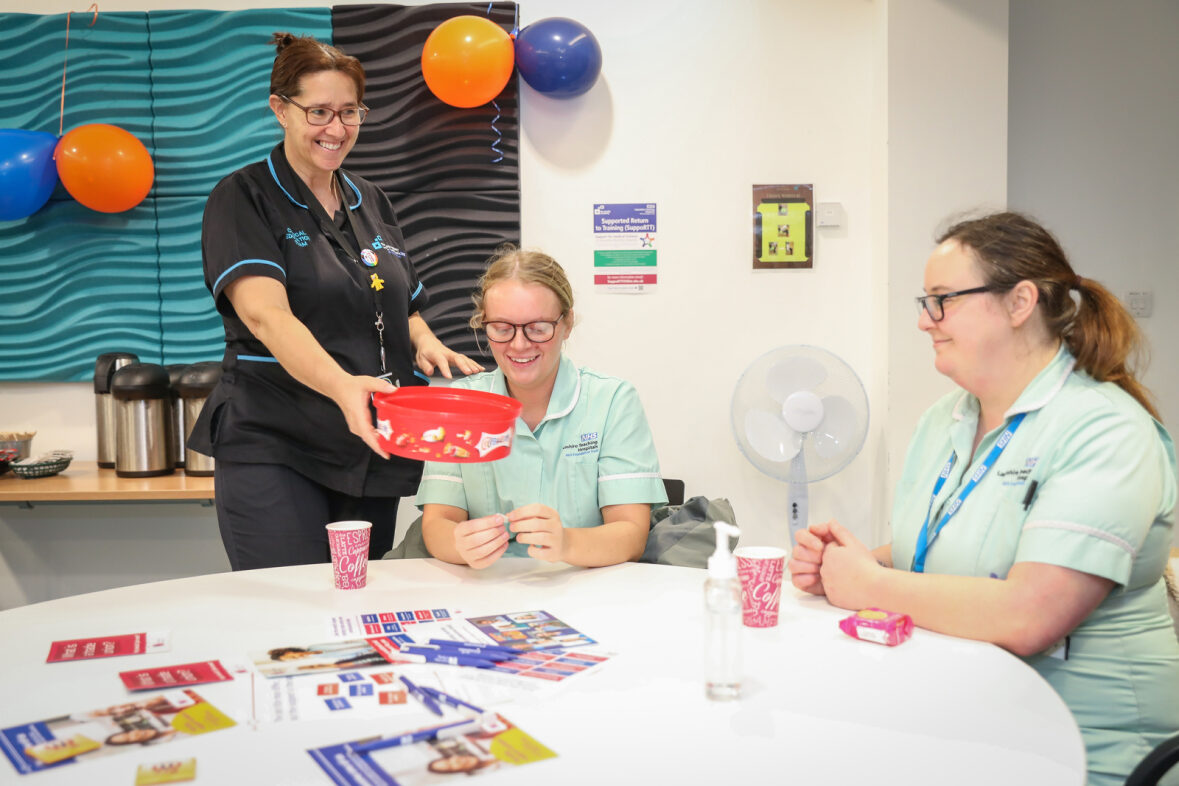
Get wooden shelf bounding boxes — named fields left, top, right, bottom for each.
left=0, top=461, right=213, bottom=504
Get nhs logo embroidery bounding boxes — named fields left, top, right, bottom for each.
left=562, top=432, right=600, bottom=457
left=285, top=228, right=310, bottom=247
left=372, top=234, right=407, bottom=258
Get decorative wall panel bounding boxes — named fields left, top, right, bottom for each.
left=0, top=4, right=518, bottom=380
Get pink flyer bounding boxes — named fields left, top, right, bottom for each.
left=46, top=632, right=170, bottom=663
left=119, top=660, right=233, bottom=692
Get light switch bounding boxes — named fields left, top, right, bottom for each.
left=1127, top=291, right=1153, bottom=318
left=816, top=202, right=845, bottom=227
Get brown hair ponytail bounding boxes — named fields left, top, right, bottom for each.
left=937, top=212, right=1159, bottom=420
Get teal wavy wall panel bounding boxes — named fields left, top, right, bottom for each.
left=0, top=198, right=164, bottom=378
left=147, top=9, right=331, bottom=197
left=0, top=12, right=151, bottom=142
left=0, top=9, right=328, bottom=381
left=156, top=196, right=224, bottom=367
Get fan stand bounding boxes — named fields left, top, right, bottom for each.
left=787, top=449, right=809, bottom=546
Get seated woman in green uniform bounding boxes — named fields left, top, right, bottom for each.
left=416, top=247, right=668, bottom=569
left=788, top=212, right=1179, bottom=786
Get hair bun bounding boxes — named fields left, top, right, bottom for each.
left=270, top=32, right=297, bottom=53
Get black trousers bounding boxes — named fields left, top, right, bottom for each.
left=214, top=459, right=399, bottom=571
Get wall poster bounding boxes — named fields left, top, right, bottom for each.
left=752, top=184, right=813, bottom=269
left=592, top=202, right=657, bottom=293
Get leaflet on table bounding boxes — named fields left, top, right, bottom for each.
left=249, top=666, right=514, bottom=725
left=120, top=660, right=234, bottom=692
left=462, top=610, right=597, bottom=652
left=308, top=713, right=555, bottom=786
left=401, top=611, right=612, bottom=694
left=440, top=649, right=614, bottom=705
left=252, top=637, right=408, bottom=678
left=327, top=608, right=460, bottom=640
left=45, top=630, right=171, bottom=663
left=397, top=609, right=597, bottom=654
left=135, top=757, right=197, bottom=785
left=0, top=689, right=235, bottom=776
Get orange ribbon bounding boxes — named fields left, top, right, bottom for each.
left=59, top=4, right=99, bottom=137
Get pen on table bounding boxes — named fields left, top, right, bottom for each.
left=403, top=643, right=510, bottom=661
left=352, top=717, right=477, bottom=754
left=399, top=674, right=443, bottom=716
left=383, top=649, right=496, bottom=668
left=427, top=638, right=518, bottom=656
left=1022, top=480, right=1039, bottom=511
left=419, top=685, right=485, bottom=714
left=416, top=651, right=497, bottom=669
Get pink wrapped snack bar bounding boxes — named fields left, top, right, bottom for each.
left=839, top=608, right=914, bottom=646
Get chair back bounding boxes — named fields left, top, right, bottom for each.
left=1126, top=733, right=1179, bottom=786
left=663, top=478, right=685, bottom=507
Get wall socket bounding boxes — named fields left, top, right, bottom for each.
left=1126, top=291, right=1153, bottom=318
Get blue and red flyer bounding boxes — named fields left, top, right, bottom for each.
left=1, top=689, right=234, bottom=776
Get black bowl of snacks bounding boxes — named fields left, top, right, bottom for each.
left=11, top=450, right=74, bottom=479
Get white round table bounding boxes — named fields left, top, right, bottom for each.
left=0, top=559, right=1086, bottom=784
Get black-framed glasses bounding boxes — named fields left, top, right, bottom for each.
left=280, top=95, right=368, bottom=126
left=483, top=315, right=564, bottom=343
left=915, top=286, right=999, bottom=321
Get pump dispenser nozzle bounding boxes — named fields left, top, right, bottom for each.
left=707, top=522, right=741, bottom=579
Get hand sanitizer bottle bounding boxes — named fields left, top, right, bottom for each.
left=705, top=521, right=742, bottom=700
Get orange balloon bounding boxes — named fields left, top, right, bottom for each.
left=421, top=15, right=515, bottom=108
left=54, top=123, right=154, bottom=213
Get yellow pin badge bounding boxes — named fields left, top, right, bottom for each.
left=370, top=273, right=385, bottom=291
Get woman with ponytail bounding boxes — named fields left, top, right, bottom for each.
left=789, top=211, right=1178, bottom=785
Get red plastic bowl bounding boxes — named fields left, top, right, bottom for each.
left=373, top=387, right=522, bottom=463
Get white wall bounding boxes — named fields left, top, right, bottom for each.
left=1008, top=1, right=1179, bottom=534
left=884, top=0, right=1009, bottom=527
left=519, top=0, right=881, bottom=551
left=1, top=0, right=1018, bottom=607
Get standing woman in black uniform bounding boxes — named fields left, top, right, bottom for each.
left=189, top=33, right=483, bottom=570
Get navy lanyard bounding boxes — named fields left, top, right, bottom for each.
left=298, top=172, right=388, bottom=375
left=911, top=412, right=1026, bottom=573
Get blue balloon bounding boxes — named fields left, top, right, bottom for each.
left=515, top=17, right=603, bottom=98
left=0, top=129, right=59, bottom=221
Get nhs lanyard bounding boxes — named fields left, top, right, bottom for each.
left=911, top=412, right=1026, bottom=573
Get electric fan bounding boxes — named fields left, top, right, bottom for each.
left=730, top=345, right=869, bottom=545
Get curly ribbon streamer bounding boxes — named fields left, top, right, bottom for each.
left=486, top=2, right=516, bottom=163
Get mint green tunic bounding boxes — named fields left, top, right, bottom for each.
left=891, top=347, right=1179, bottom=785
left=415, top=356, right=667, bottom=557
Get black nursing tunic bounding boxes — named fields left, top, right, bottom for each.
left=189, top=143, right=428, bottom=497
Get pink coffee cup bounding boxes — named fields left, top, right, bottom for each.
left=326, top=520, right=372, bottom=590
left=735, top=546, right=786, bottom=627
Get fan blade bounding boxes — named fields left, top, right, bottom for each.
left=744, top=409, right=802, bottom=462
left=766, top=356, right=827, bottom=403
left=812, top=395, right=859, bottom=459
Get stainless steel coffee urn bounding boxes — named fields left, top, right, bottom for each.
left=166, top=364, right=187, bottom=469
left=111, top=363, right=174, bottom=478
left=178, top=362, right=221, bottom=477
left=94, top=352, right=138, bottom=468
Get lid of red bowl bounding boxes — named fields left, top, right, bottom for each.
left=373, top=387, right=523, bottom=463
